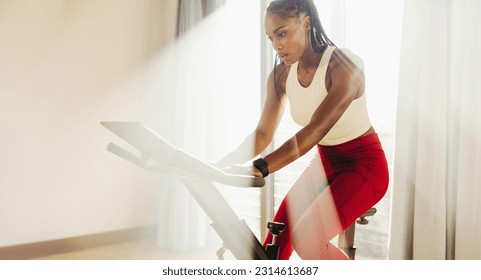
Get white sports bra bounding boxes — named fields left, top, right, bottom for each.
left=285, top=46, right=371, bottom=146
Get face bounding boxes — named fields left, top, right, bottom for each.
left=264, top=12, right=310, bottom=65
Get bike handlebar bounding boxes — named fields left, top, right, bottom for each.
left=102, top=122, right=265, bottom=188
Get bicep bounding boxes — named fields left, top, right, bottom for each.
left=307, top=49, right=364, bottom=136
left=327, top=49, right=364, bottom=101
left=256, top=69, right=287, bottom=141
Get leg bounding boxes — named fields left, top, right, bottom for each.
left=291, top=186, right=349, bottom=260
left=263, top=153, right=328, bottom=260
left=284, top=135, right=389, bottom=259
left=290, top=168, right=384, bottom=260
left=284, top=165, right=381, bottom=259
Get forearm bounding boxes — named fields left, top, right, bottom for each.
left=263, top=124, right=325, bottom=174
left=216, top=130, right=270, bottom=167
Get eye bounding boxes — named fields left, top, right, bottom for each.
left=267, top=36, right=273, bottom=42
left=277, top=32, right=287, bottom=38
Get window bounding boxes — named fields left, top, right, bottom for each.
left=216, top=0, right=404, bottom=260
left=272, top=0, right=404, bottom=259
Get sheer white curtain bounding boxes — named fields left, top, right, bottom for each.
left=155, top=0, right=207, bottom=251
left=389, top=0, right=481, bottom=260
left=154, top=0, right=260, bottom=252
left=155, top=0, right=226, bottom=252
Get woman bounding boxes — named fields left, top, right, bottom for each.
left=217, top=0, right=389, bottom=260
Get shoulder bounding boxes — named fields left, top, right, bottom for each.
left=270, top=61, right=290, bottom=79
left=326, top=47, right=365, bottom=92
left=268, top=62, right=291, bottom=94
left=330, top=48, right=364, bottom=72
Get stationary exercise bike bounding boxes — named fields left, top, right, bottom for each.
left=101, top=122, right=374, bottom=260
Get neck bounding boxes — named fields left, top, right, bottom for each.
left=297, top=46, right=322, bottom=71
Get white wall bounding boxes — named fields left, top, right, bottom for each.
left=0, top=0, right=178, bottom=246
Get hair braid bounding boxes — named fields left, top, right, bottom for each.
left=266, top=0, right=335, bottom=100
left=266, top=0, right=335, bottom=54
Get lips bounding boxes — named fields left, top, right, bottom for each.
left=279, top=54, right=289, bottom=62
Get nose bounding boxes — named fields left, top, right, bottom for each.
left=272, top=38, right=284, bottom=51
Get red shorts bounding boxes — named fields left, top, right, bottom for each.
left=263, top=133, right=389, bottom=259
left=318, top=133, right=389, bottom=229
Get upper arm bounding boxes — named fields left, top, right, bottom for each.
left=306, top=48, right=365, bottom=137
left=255, top=64, right=288, bottom=144
left=327, top=48, right=365, bottom=100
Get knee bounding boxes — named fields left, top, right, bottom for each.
left=291, top=228, right=330, bottom=259
left=291, top=230, right=349, bottom=260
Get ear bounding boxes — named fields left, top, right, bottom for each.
left=304, top=15, right=311, bottom=31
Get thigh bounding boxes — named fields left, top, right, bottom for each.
left=284, top=153, right=329, bottom=225
left=330, top=170, right=376, bottom=229
left=291, top=185, right=344, bottom=244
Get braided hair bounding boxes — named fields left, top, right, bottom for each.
left=267, top=0, right=335, bottom=53
left=266, top=0, right=335, bottom=99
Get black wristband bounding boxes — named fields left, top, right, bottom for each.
left=253, top=158, right=269, bottom=177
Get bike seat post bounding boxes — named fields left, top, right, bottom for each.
left=338, top=207, right=377, bottom=260
left=265, top=221, right=285, bottom=260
